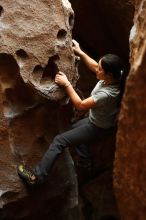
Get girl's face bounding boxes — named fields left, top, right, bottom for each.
left=95, top=59, right=106, bottom=80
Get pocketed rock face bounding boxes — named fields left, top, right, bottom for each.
left=114, top=1, right=146, bottom=219
left=0, top=1, right=78, bottom=220
left=0, top=0, right=78, bottom=100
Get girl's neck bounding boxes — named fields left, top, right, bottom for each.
left=103, top=78, right=117, bottom=85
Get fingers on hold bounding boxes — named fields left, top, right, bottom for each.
left=72, top=40, right=75, bottom=46
left=59, top=71, right=64, bottom=76
left=72, top=39, right=76, bottom=44
left=72, top=39, right=78, bottom=46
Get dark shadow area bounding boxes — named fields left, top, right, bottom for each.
left=69, top=13, right=74, bottom=27
left=57, top=29, right=67, bottom=41
left=0, top=53, right=37, bottom=117
left=0, top=5, right=4, bottom=16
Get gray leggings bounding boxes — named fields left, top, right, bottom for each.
left=33, top=118, right=114, bottom=182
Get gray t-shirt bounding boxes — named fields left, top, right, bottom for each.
left=89, top=80, right=120, bottom=128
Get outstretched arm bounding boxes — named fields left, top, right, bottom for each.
left=55, top=72, right=96, bottom=111
left=72, top=40, right=98, bottom=73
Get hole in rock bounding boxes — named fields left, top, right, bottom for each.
left=16, top=49, right=28, bottom=59
left=57, top=29, right=67, bottom=41
left=0, top=53, right=19, bottom=86
left=0, top=6, right=4, bottom=16
left=69, top=13, right=74, bottom=27
left=41, top=55, right=59, bottom=82
left=32, top=65, right=44, bottom=84
left=33, top=65, right=44, bottom=73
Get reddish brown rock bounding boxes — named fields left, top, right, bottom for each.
left=0, top=0, right=78, bottom=100
left=114, top=1, right=146, bottom=219
left=0, top=0, right=78, bottom=219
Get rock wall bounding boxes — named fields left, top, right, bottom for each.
left=114, top=0, right=146, bottom=219
left=0, top=0, right=78, bottom=100
left=0, top=0, right=79, bottom=219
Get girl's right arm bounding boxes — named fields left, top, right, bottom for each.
left=72, top=39, right=98, bottom=73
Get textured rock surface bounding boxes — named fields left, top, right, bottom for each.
left=0, top=0, right=78, bottom=100
left=0, top=0, right=78, bottom=219
left=114, top=0, right=146, bottom=219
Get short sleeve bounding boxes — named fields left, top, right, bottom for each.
left=91, top=91, right=109, bottom=106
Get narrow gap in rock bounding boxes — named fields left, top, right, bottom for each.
left=16, top=49, right=29, bottom=59
left=57, top=29, right=67, bottom=41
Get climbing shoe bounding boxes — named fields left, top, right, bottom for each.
left=17, top=164, right=37, bottom=186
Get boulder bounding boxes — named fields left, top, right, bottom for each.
left=0, top=0, right=78, bottom=219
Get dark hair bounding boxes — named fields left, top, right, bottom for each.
left=101, top=54, right=124, bottom=82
